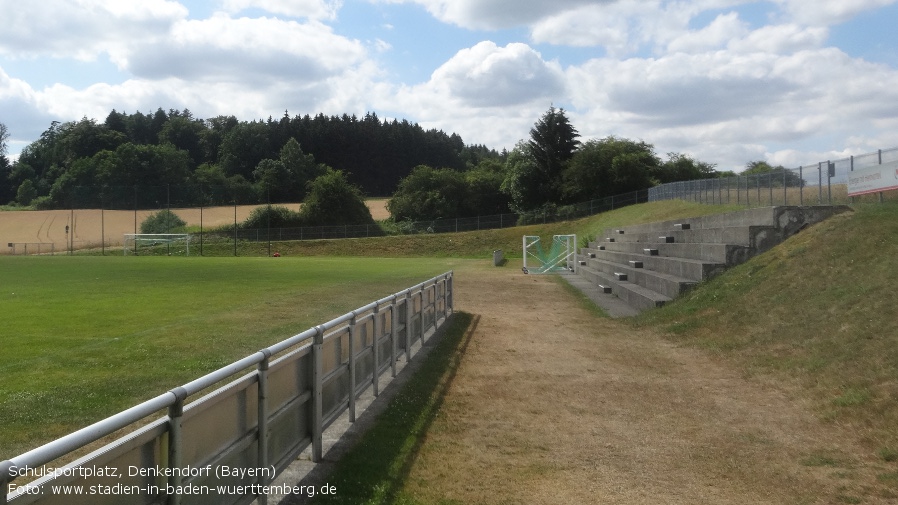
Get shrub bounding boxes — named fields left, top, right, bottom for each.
left=140, top=209, right=188, bottom=234
left=242, top=205, right=304, bottom=229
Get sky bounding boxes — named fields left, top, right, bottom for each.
left=1, top=0, right=897, bottom=172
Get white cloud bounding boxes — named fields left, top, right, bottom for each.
left=219, top=0, right=343, bottom=20
left=425, top=41, right=565, bottom=107
left=667, top=12, right=748, bottom=53
left=122, top=15, right=367, bottom=83
left=529, top=2, right=641, bottom=53
left=728, top=24, right=828, bottom=54
left=376, top=42, right=567, bottom=150
left=566, top=44, right=898, bottom=169
left=0, top=0, right=186, bottom=60
left=0, top=67, right=56, bottom=143
left=774, top=0, right=897, bottom=25
left=374, top=0, right=608, bottom=30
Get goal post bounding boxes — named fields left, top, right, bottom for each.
left=124, top=234, right=191, bottom=256
left=522, top=234, right=577, bottom=274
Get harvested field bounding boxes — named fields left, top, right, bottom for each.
left=0, top=200, right=389, bottom=254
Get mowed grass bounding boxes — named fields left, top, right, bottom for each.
left=240, top=200, right=745, bottom=259
left=0, top=256, right=455, bottom=459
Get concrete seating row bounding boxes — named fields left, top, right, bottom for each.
left=573, top=206, right=850, bottom=314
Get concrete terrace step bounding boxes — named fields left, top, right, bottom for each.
left=582, top=257, right=696, bottom=299
left=588, top=240, right=748, bottom=266
left=579, top=248, right=725, bottom=281
left=578, top=266, right=672, bottom=311
left=599, top=226, right=777, bottom=247
left=566, top=205, right=851, bottom=317
left=602, top=205, right=848, bottom=237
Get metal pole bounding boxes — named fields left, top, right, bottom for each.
left=311, top=326, right=324, bottom=462
left=405, top=291, right=414, bottom=361
left=827, top=161, right=832, bottom=204
left=783, top=168, right=788, bottom=205
left=372, top=304, right=381, bottom=397
left=799, top=166, right=804, bottom=205
left=818, top=162, right=823, bottom=204
left=167, top=387, right=188, bottom=505
left=849, top=156, right=855, bottom=204
left=348, top=313, right=357, bottom=423
left=256, top=350, right=271, bottom=505
left=390, top=295, right=398, bottom=378
left=101, top=201, right=105, bottom=256
left=233, top=199, right=238, bottom=257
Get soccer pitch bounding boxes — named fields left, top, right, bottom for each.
left=0, top=256, right=455, bottom=458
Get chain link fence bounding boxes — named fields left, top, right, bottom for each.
left=3, top=187, right=649, bottom=256
left=649, top=146, right=898, bottom=206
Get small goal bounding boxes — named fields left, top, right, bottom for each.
left=124, top=234, right=192, bottom=256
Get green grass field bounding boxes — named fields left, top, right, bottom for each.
left=0, top=256, right=457, bottom=458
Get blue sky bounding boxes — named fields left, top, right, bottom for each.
left=1, top=0, right=897, bottom=171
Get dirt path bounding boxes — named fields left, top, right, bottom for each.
left=399, top=263, right=885, bottom=504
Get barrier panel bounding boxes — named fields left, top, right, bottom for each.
left=1, top=272, right=454, bottom=505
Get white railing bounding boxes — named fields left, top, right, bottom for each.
left=1, top=271, right=454, bottom=505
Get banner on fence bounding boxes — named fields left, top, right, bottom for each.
left=848, top=160, right=898, bottom=196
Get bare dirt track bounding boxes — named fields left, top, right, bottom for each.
left=0, top=200, right=389, bottom=254
left=399, top=263, right=889, bottom=504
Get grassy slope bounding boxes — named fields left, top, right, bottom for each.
left=236, top=200, right=745, bottom=258
left=635, top=202, right=898, bottom=461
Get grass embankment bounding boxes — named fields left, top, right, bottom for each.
left=635, top=202, right=898, bottom=494
left=204, top=200, right=745, bottom=258
left=0, top=256, right=455, bottom=458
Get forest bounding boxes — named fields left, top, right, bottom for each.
left=0, top=107, right=783, bottom=225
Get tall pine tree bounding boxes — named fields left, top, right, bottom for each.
left=527, top=106, right=580, bottom=204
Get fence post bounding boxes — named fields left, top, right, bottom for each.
left=311, top=326, right=324, bottom=462
left=849, top=156, right=855, bottom=204
left=167, top=387, right=188, bottom=505
left=827, top=161, right=833, bottom=204
left=372, top=304, right=381, bottom=397
left=256, top=350, right=271, bottom=505
left=1, top=460, right=13, bottom=505
left=756, top=174, right=760, bottom=206
left=818, top=162, right=823, bottom=204
left=348, top=312, right=357, bottom=423
left=405, top=291, right=414, bottom=360
left=390, top=295, right=399, bottom=377
left=783, top=168, right=788, bottom=205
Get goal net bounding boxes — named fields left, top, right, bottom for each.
left=522, top=235, right=577, bottom=274
left=124, top=234, right=192, bottom=256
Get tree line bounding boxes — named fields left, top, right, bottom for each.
left=0, top=108, right=797, bottom=227
left=0, top=109, right=477, bottom=211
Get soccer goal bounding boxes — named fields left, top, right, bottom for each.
left=124, top=234, right=192, bottom=256
left=522, top=234, right=577, bottom=274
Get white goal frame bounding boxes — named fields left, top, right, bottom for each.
left=522, top=234, right=577, bottom=274
left=123, top=233, right=191, bottom=256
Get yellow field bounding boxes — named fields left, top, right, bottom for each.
left=0, top=200, right=390, bottom=254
